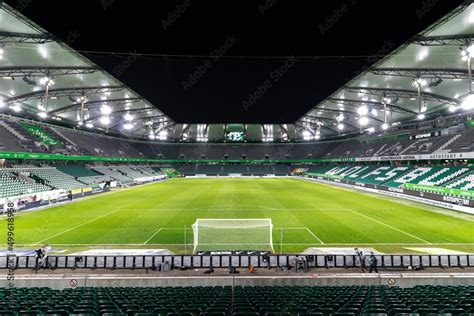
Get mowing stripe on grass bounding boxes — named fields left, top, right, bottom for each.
left=8, top=242, right=474, bottom=247
left=33, top=209, right=121, bottom=245
left=344, top=208, right=432, bottom=244
left=305, top=227, right=324, bottom=244
left=143, top=228, right=163, bottom=245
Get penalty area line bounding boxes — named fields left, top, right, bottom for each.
left=306, top=227, right=324, bottom=245
left=33, top=209, right=121, bottom=245
left=344, top=208, right=432, bottom=245
left=143, top=228, right=163, bottom=245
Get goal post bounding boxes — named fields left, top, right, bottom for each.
left=192, top=218, right=274, bottom=253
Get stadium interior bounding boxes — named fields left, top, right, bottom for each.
left=0, top=1, right=473, bottom=315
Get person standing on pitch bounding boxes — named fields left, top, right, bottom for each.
left=369, top=252, right=378, bottom=273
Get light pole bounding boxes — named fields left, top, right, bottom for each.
left=39, top=76, right=55, bottom=114
left=461, top=44, right=474, bottom=94
left=412, top=78, right=427, bottom=120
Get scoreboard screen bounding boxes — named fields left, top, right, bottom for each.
left=226, top=131, right=245, bottom=142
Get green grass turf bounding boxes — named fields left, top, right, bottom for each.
left=2, top=178, right=473, bottom=254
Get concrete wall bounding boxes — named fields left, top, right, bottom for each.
left=1, top=273, right=473, bottom=289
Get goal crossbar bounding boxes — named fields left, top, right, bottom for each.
left=192, top=218, right=274, bottom=253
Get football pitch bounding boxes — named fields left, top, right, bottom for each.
left=3, top=178, right=474, bottom=254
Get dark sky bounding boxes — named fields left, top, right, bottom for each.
left=5, top=0, right=466, bottom=123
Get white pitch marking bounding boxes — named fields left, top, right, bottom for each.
left=33, top=209, right=121, bottom=245
left=143, top=228, right=163, bottom=245
left=306, top=228, right=324, bottom=245
left=344, top=208, right=432, bottom=244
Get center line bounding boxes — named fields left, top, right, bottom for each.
left=345, top=208, right=431, bottom=244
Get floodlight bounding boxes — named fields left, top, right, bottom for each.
left=359, top=116, right=369, bottom=126
left=461, top=94, right=474, bottom=110
left=100, top=104, right=112, bottom=115
left=100, top=116, right=110, bottom=125
left=357, top=106, right=368, bottom=116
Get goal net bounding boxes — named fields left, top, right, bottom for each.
left=192, top=219, right=274, bottom=253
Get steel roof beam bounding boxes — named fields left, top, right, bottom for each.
left=5, top=85, right=125, bottom=103
left=0, top=31, right=55, bottom=44
left=109, top=116, right=169, bottom=130
left=0, top=66, right=98, bottom=78
left=84, top=113, right=166, bottom=124
left=368, top=67, right=469, bottom=79
left=301, top=115, right=362, bottom=128
left=297, top=121, right=338, bottom=134
left=411, top=33, right=474, bottom=46
left=327, top=97, right=417, bottom=114
left=50, top=97, right=143, bottom=114
left=343, top=86, right=460, bottom=106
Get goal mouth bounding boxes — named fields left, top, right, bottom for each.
left=192, top=218, right=274, bottom=253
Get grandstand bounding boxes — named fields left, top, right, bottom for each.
left=0, top=0, right=473, bottom=306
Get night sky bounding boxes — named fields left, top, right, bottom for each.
left=5, top=0, right=466, bottom=123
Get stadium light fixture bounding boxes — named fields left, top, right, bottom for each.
left=158, top=130, right=168, bottom=140
left=460, top=44, right=474, bottom=93
left=123, top=122, right=134, bottom=130
left=86, top=122, right=94, bottom=128
left=100, top=116, right=110, bottom=125
left=357, top=106, right=369, bottom=116
left=314, top=134, right=320, bottom=140
left=412, top=78, right=427, bottom=88
left=38, top=111, right=48, bottom=119
left=417, top=113, right=425, bottom=120
left=0, top=99, right=4, bottom=108
left=100, top=104, right=112, bottom=115
left=359, top=116, right=369, bottom=126
left=124, top=113, right=134, bottom=121
left=367, top=127, right=375, bottom=133
left=337, top=123, right=344, bottom=130
left=9, top=105, right=21, bottom=112
left=461, top=94, right=474, bottom=110
left=449, top=105, right=458, bottom=112
left=381, top=123, right=389, bottom=130
left=371, top=108, right=377, bottom=116
left=336, top=113, right=344, bottom=121
left=39, top=76, right=54, bottom=86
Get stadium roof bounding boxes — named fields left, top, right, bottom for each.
left=297, top=3, right=474, bottom=139
left=0, top=2, right=474, bottom=141
left=0, top=4, right=173, bottom=138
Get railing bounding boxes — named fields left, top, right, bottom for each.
left=1, top=254, right=473, bottom=270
